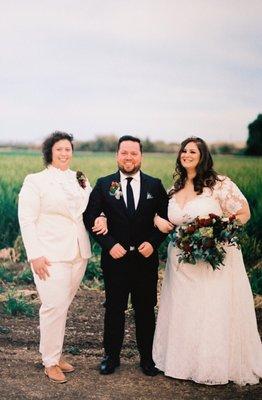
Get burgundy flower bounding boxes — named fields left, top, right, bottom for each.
left=186, top=225, right=196, bottom=234
left=76, top=171, right=87, bottom=189
left=109, top=181, right=122, bottom=199
left=198, top=217, right=212, bottom=227
left=182, top=242, right=192, bottom=253
left=209, top=213, right=220, bottom=221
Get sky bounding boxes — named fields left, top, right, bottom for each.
left=0, top=0, right=261, bottom=144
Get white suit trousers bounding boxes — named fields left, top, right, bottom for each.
left=32, top=255, right=87, bottom=367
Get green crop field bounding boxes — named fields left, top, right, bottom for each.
left=0, top=150, right=261, bottom=273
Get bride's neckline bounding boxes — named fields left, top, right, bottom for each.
left=172, top=193, right=200, bottom=210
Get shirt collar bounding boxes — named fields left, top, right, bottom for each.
left=119, top=170, right=140, bottom=182
left=47, top=165, right=71, bottom=175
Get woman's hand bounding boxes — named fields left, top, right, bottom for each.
left=31, top=256, right=51, bottom=280
left=92, top=216, right=108, bottom=235
left=154, top=215, right=174, bottom=233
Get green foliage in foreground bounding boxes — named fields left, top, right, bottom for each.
left=67, top=345, right=81, bottom=355
left=249, top=267, right=262, bottom=295
left=0, top=265, right=14, bottom=283
left=16, top=268, right=34, bottom=284
left=0, top=265, right=33, bottom=284
left=3, top=294, right=35, bottom=317
left=84, top=255, right=103, bottom=282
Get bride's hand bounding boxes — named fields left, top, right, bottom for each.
left=92, top=215, right=108, bottom=235
left=154, top=215, right=174, bottom=233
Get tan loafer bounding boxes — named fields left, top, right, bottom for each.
left=44, top=365, right=67, bottom=383
left=59, top=360, right=75, bottom=373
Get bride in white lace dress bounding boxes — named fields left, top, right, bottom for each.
left=153, top=137, right=262, bottom=385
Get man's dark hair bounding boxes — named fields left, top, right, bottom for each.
left=117, top=135, right=143, bottom=152
left=42, top=131, right=74, bottom=166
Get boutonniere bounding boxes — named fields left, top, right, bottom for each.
left=76, top=171, right=87, bottom=189
left=109, top=181, right=122, bottom=199
left=147, top=192, right=154, bottom=199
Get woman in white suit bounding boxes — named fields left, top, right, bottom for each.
left=18, top=131, right=107, bottom=383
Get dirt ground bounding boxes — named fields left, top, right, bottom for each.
left=0, top=283, right=262, bottom=400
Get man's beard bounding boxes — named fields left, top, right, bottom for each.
left=118, top=163, right=141, bottom=175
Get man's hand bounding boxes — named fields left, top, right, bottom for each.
left=31, top=256, right=51, bottom=280
left=92, top=216, right=108, bottom=235
left=138, top=242, right=154, bottom=258
left=109, top=243, right=127, bottom=259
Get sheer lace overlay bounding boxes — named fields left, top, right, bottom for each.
left=213, top=176, right=248, bottom=215
left=153, top=176, right=262, bottom=386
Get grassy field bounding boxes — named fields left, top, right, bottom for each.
left=0, top=152, right=261, bottom=398
left=0, top=150, right=261, bottom=273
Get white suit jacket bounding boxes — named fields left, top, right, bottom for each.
left=18, top=167, right=92, bottom=262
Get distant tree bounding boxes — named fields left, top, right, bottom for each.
left=75, top=141, right=91, bottom=151
left=246, top=114, right=262, bottom=156
left=153, top=140, right=168, bottom=152
left=89, top=135, right=118, bottom=152
left=153, top=140, right=179, bottom=153
left=217, top=143, right=237, bottom=155
left=142, top=138, right=156, bottom=152
left=209, top=144, right=218, bottom=155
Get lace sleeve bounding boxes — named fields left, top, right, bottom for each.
left=215, top=176, right=248, bottom=215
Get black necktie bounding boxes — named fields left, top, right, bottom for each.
left=126, top=177, right=135, bottom=217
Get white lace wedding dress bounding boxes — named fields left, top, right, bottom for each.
left=153, top=176, right=262, bottom=385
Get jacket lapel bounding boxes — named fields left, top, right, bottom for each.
left=135, top=172, right=148, bottom=216
left=109, top=171, right=128, bottom=216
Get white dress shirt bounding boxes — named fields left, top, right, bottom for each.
left=48, top=165, right=85, bottom=218
left=119, top=170, right=141, bottom=209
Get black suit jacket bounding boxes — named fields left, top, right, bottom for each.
left=83, top=171, right=168, bottom=268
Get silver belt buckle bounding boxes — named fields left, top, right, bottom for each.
left=129, top=246, right=135, bottom=251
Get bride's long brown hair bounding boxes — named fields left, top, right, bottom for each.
left=169, top=137, right=221, bottom=198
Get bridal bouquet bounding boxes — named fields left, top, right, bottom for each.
left=170, top=214, right=242, bottom=270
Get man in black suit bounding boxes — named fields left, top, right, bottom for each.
left=83, top=135, right=168, bottom=376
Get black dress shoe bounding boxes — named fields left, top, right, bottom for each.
left=100, top=356, right=120, bottom=375
left=140, top=362, right=160, bottom=377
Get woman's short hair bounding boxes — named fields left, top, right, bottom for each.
left=42, top=131, right=74, bottom=166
